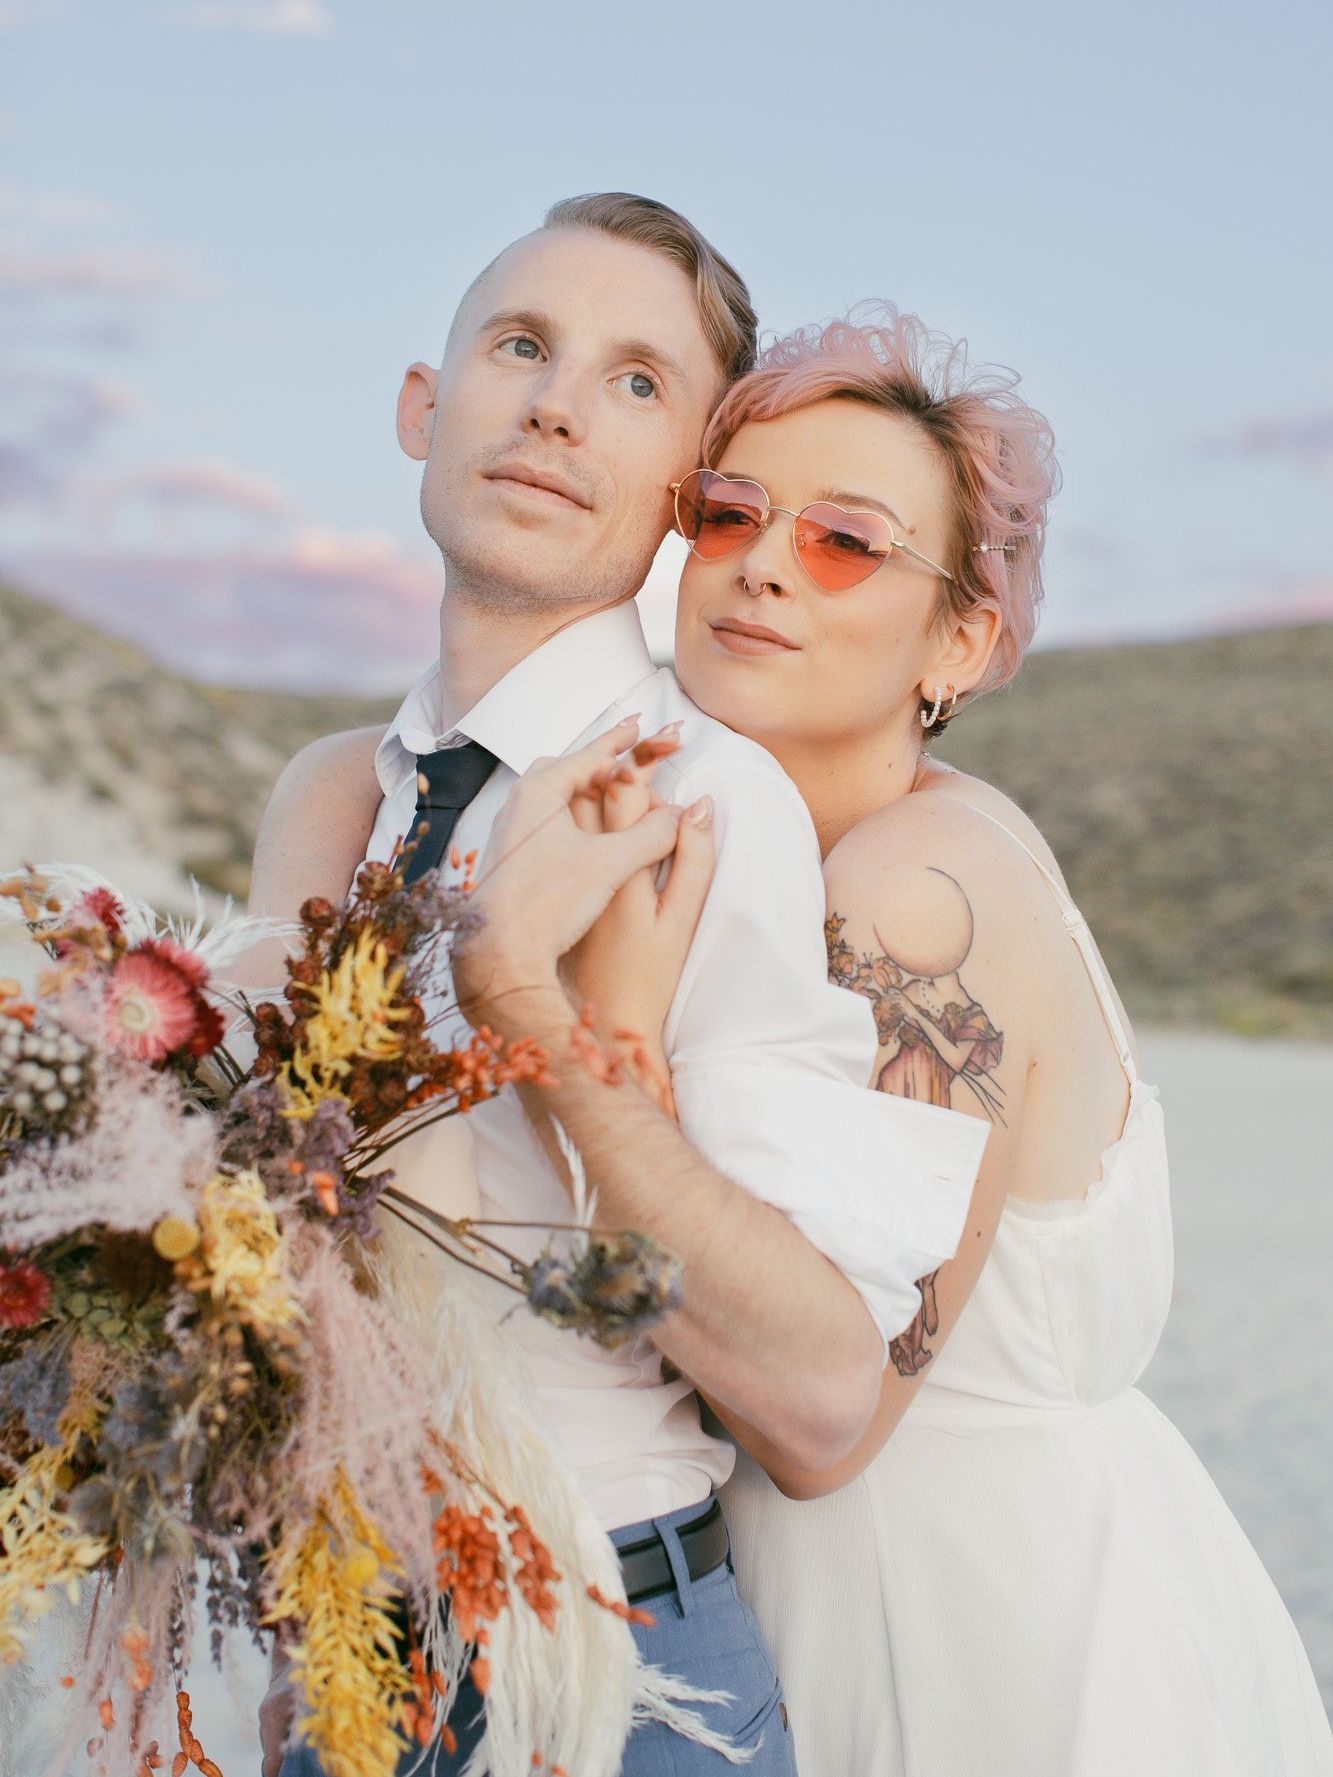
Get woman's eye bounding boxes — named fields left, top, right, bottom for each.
left=829, top=528, right=874, bottom=555
left=616, top=370, right=659, bottom=400
left=499, top=336, right=542, bottom=361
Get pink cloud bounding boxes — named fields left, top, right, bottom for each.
left=98, top=460, right=294, bottom=522
left=0, top=443, right=60, bottom=510
left=171, top=0, right=330, bottom=34
left=0, top=372, right=137, bottom=510
left=5, top=528, right=441, bottom=692
left=0, top=180, right=120, bottom=228
left=0, top=371, right=136, bottom=450
left=0, top=246, right=195, bottom=305
left=1054, top=525, right=1123, bottom=566
left=1205, top=580, right=1333, bottom=633
left=1196, top=411, right=1333, bottom=471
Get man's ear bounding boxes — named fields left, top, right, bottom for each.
left=397, top=361, right=438, bottom=462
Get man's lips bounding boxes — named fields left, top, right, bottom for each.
left=484, top=463, right=591, bottom=510
left=709, top=618, right=800, bottom=655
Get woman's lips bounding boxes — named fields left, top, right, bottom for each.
left=709, top=620, right=799, bottom=657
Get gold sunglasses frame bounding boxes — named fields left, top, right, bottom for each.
left=669, top=469, right=956, bottom=587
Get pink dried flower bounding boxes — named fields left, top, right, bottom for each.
left=105, top=953, right=197, bottom=1062
left=134, top=936, right=209, bottom=992
left=72, top=886, right=126, bottom=936
left=0, top=1257, right=52, bottom=1328
left=185, top=998, right=225, bottom=1061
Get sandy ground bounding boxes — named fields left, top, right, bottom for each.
left=1136, top=1030, right=1333, bottom=1719
left=13, top=1031, right=1332, bottom=1770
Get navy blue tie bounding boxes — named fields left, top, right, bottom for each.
left=401, top=741, right=498, bottom=885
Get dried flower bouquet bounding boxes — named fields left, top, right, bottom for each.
left=0, top=853, right=715, bottom=1777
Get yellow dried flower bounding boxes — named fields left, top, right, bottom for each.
left=152, top=1215, right=201, bottom=1261
left=281, top=929, right=412, bottom=1119
left=263, top=1470, right=408, bottom=1777
left=342, top=1549, right=381, bottom=1590
left=177, top=1170, right=303, bottom=1341
left=0, top=1393, right=110, bottom=1664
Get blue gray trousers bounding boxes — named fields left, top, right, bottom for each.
left=277, top=1495, right=795, bottom=1775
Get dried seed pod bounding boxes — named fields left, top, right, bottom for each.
left=0, top=1007, right=96, bottom=1138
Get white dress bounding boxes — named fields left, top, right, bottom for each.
left=722, top=810, right=1333, bottom=1777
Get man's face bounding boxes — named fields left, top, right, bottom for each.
left=401, top=228, right=720, bottom=614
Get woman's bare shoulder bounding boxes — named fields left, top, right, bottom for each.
left=247, top=724, right=389, bottom=921
left=274, top=722, right=388, bottom=793
left=826, top=768, right=1063, bottom=905
left=821, top=769, right=1069, bottom=997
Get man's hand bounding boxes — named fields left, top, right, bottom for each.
left=258, top=1644, right=296, bottom=1777
left=453, top=717, right=699, bottom=1034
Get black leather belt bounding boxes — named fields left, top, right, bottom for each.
left=618, top=1496, right=729, bottom=1604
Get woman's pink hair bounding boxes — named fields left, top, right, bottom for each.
left=702, top=303, right=1059, bottom=719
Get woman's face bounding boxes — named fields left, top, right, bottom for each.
left=673, top=397, right=957, bottom=761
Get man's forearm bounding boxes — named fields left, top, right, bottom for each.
left=512, top=983, right=883, bottom=1469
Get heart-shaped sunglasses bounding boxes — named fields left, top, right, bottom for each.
left=671, top=467, right=957, bottom=593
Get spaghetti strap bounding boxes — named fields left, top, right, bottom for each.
left=950, top=798, right=1139, bottom=1086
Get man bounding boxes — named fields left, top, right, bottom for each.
left=254, top=193, right=988, bottom=1773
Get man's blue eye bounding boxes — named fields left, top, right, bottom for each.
left=501, top=337, right=541, bottom=360
left=617, top=371, right=658, bottom=400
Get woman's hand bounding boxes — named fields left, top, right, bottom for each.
left=452, top=719, right=712, bottom=1043
left=565, top=733, right=715, bottom=1107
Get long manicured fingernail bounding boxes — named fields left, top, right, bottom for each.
left=659, top=720, right=684, bottom=736
left=685, top=795, right=713, bottom=828
left=617, top=712, right=642, bottom=727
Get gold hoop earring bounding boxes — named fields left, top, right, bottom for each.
left=920, top=686, right=944, bottom=729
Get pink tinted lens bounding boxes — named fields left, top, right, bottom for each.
left=676, top=470, right=768, bottom=560
left=793, top=502, right=894, bottom=590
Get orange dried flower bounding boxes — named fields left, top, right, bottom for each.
left=0, top=996, right=36, bottom=1030
left=309, top=1170, right=340, bottom=1216
left=569, top=1017, right=626, bottom=1086
left=171, top=1689, right=221, bottom=1777
left=506, top=1505, right=561, bottom=1631
left=587, top=1582, right=656, bottom=1629
left=430, top=1499, right=508, bottom=1642
left=631, top=733, right=680, bottom=767
left=402, top=1648, right=444, bottom=1748
left=122, top=1626, right=153, bottom=1693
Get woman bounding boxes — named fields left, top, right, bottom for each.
left=251, top=309, right=1332, bottom=1774
left=521, top=310, right=1333, bottom=1774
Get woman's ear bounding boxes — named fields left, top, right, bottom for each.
left=928, top=604, right=1002, bottom=701
left=396, top=362, right=438, bottom=462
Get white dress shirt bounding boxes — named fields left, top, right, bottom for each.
left=364, top=600, right=988, bottom=1530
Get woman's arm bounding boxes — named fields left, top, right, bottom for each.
left=709, top=795, right=1027, bottom=1497
left=231, top=724, right=387, bottom=993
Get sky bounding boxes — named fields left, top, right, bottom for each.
left=2, top=0, right=1331, bottom=691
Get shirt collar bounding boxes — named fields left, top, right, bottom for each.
left=375, top=599, right=656, bottom=793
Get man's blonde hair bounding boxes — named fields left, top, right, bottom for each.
left=543, top=191, right=757, bottom=393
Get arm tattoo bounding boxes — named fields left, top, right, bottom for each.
left=890, top=1269, right=940, bottom=1378
left=827, top=874, right=1004, bottom=1377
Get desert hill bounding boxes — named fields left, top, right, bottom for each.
left=2, top=581, right=1329, bottom=1036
